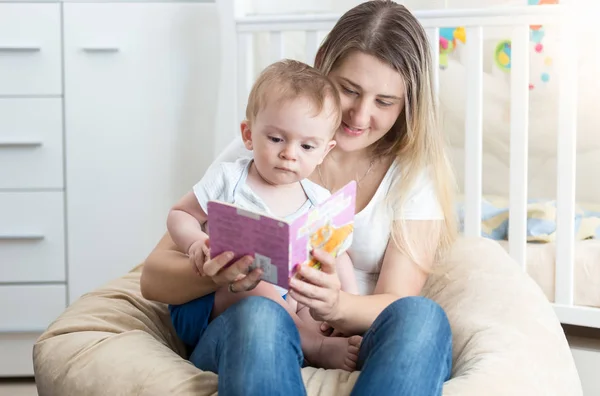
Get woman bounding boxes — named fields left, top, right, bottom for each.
left=141, top=1, right=457, bottom=395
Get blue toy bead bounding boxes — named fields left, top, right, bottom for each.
left=541, top=72, right=550, bottom=82
left=530, top=28, right=545, bottom=44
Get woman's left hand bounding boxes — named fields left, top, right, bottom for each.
left=288, top=249, right=342, bottom=323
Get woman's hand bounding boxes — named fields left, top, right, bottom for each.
left=288, top=249, right=342, bottom=323
left=199, top=239, right=263, bottom=293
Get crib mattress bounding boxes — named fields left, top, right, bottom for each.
left=496, top=240, right=600, bottom=308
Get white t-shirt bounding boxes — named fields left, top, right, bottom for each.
left=193, top=157, right=331, bottom=222
left=211, top=139, right=443, bottom=295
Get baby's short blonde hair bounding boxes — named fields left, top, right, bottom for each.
left=245, top=59, right=342, bottom=135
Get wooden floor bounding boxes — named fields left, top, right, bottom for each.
left=0, top=378, right=36, bottom=396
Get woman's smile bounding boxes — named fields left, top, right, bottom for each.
left=341, top=121, right=368, bottom=137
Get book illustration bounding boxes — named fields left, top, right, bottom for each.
left=206, top=181, right=356, bottom=289
left=305, top=221, right=354, bottom=271
left=249, top=253, right=278, bottom=285
left=290, top=181, right=356, bottom=273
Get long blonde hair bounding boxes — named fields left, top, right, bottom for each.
left=315, top=0, right=458, bottom=270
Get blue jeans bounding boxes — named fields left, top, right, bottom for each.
left=172, top=295, right=452, bottom=396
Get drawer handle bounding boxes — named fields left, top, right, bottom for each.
left=0, top=233, right=45, bottom=241
left=81, top=47, right=120, bottom=53
left=0, top=46, right=41, bottom=53
left=0, top=140, right=42, bottom=148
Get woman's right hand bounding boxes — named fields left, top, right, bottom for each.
left=200, top=246, right=263, bottom=293
left=140, top=232, right=262, bottom=305
left=189, top=238, right=263, bottom=293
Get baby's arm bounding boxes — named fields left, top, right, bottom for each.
left=167, top=191, right=208, bottom=256
left=336, top=252, right=359, bottom=295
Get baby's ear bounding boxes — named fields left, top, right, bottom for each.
left=320, top=140, right=337, bottom=163
left=240, top=121, right=253, bottom=150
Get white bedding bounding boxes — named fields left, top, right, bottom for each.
left=496, top=239, right=600, bottom=308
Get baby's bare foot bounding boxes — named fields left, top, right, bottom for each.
left=309, top=335, right=362, bottom=372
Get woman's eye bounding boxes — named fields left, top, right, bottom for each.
left=341, top=86, right=358, bottom=95
left=269, top=136, right=282, bottom=143
left=376, top=99, right=393, bottom=107
left=301, top=144, right=314, bottom=151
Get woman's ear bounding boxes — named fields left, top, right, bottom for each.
left=240, top=121, right=253, bottom=150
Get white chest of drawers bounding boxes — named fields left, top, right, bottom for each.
left=0, top=0, right=219, bottom=376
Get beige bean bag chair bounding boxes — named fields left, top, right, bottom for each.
left=33, top=237, right=582, bottom=396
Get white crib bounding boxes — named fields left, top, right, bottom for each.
left=214, top=0, right=600, bottom=329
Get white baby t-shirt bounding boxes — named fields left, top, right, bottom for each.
left=193, top=157, right=331, bottom=221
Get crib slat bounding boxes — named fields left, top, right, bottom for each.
left=305, top=31, right=318, bottom=66
left=426, top=28, right=440, bottom=105
left=269, top=31, right=284, bottom=63
left=236, top=32, right=253, bottom=124
left=508, top=26, right=530, bottom=270
left=555, top=12, right=578, bottom=306
left=463, top=26, right=483, bottom=238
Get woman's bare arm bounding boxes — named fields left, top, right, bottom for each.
left=329, top=220, right=438, bottom=335
left=140, top=232, right=218, bottom=305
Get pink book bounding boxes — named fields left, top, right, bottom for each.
left=206, top=181, right=357, bottom=290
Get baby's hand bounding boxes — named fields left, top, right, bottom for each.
left=188, top=239, right=210, bottom=276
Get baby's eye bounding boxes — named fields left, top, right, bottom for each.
left=269, top=136, right=282, bottom=143
left=301, top=144, right=315, bottom=151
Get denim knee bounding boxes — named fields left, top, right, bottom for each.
left=227, top=296, right=296, bottom=333
left=225, top=296, right=303, bottom=363
left=354, top=297, right=453, bottom=393
left=375, top=296, right=452, bottom=353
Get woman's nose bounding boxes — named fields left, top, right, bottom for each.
left=348, top=99, right=370, bottom=127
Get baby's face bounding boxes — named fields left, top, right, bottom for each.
left=243, top=96, right=337, bottom=186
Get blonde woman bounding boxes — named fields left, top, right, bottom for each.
left=141, top=1, right=457, bottom=395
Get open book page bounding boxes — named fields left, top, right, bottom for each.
left=290, top=181, right=357, bottom=272
left=206, top=202, right=290, bottom=287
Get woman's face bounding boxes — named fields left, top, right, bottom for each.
left=327, top=51, right=405, bottom=154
